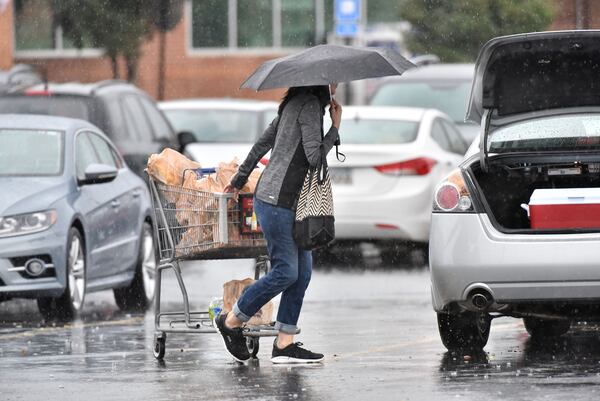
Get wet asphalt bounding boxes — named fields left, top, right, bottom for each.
left=2, top=259, right=600, bottom=401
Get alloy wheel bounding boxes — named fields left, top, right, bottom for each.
left=141, top=227, right=156, bottom=302
left=68, top=235, right=85, bottom=311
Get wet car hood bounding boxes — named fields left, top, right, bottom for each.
left=466, top=30, right=600, bottom=126
left=0, top=177, right=69, bottom=216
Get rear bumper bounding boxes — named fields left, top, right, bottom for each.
left=333, top=182, right=433, bottom=242
left=429, top=213, right=600, bottom=311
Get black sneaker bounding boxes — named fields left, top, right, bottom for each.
left=214, top=314, right=250, bottom=362
left=271, top=340, right=324, bottom=364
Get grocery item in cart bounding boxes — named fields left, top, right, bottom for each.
left=222, top=278, right=273, bottom=326
left=208, top=297, right=224, bottom=320
left=524, top=188, right=600, bottom=229
left=147, top=148, right=201, bottom=186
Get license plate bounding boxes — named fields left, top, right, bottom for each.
left=329, top=168, right=352, bottom=185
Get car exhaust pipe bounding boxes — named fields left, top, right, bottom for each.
left=469, top=289, right=493, bottom=311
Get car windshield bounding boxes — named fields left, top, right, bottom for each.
left=0, top=96, right=90, bottom=120
left=338, top=118, right=419, bottom=144
left=163, top=109, right=260, bottom=143
left=369, top=81, right=472, bottom=122
left=0, top=129, right=63, bottom=176
left=488, top=114, right=600, bottom=153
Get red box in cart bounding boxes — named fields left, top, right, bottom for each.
left=528, top=188, right=600, bottom=229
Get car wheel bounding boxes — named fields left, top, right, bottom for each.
left=37, top=227, right=86, bottom=320
left=437, top=311, right=491, bottom=351
left=523, top=317, right=570, bottom=339
left=114, top=222, right=157, bottom=311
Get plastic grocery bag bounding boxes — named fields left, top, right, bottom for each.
left=222, top=278, right=273, bottom=326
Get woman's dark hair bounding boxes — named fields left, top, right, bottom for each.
left=278, top=85, right=329, bottom=116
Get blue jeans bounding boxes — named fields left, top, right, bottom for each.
left=233, top=198, right=312, bottom=334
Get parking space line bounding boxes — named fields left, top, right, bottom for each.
left=0, top=316, right=143, bottom=340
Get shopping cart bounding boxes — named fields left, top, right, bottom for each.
left=148, top=170, right=288, bottom=360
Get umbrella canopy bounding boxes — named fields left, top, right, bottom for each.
left=241, top=45, right=415, bottom=91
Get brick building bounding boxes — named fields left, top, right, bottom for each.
left=0, top=0, right=599, bottom=102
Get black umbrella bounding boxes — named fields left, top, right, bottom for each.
left=241, top=44, right=415, bottom=90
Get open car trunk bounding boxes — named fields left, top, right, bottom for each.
left=468, top=157, right=600, bottom=232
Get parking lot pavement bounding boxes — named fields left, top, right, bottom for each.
left=2, top=259, right=600, bottom=401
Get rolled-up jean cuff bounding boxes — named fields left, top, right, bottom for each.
left=232, top=302, right=251, bottom=322
left=275, top=321, right=298, bottom=334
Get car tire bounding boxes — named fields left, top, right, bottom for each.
left=114, top=222, right=157, bottom=311
left=523, top=317, right=570, bottom=339
left=437, top=311, right=491, bottom=351
left=37, top=227, right=86, bottom=321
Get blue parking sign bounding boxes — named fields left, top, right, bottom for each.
left=335, top=0, right=361, bottom=22
left=336, top=22, right=358, bottom=37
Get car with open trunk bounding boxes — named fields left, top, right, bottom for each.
left=430, top=30, right=600, bottom=350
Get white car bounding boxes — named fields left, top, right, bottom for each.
left=327, top=106, right=468, bottom=246
left=430, top=31, right=600, bottom=351
left=159, top=99, right=278, bottom=167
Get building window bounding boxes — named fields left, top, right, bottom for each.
left=13, top=0, right=100, bottom=54
left=238, top=0, right=273, bottom=48
left=281, top=0, right=316, bottom=47
left=191, top=0, right=228, bottom=48
left=189, top=0, right=325, bottom=50
left=14, top=0, right=55, bottom=50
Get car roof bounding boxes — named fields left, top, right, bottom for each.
left=377, top=63, right=475, bottom=82
left=0, top=113, right=99, bottom=132
left=159, top=98, right=279, bottom=112
left=23, top=80, right=140, bottom=97
left=341, top=106, right=431, bottom=122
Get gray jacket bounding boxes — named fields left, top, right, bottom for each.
left=232, top=93, right=339, bottom=209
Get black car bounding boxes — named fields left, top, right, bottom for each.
left=0, top=80, right=191, bottom=178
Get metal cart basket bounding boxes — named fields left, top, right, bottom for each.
left=149, top=176, right=285, bottom=360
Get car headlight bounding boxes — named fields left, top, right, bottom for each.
left=0, top=210, right=57, bottom=238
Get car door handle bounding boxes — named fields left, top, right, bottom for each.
left=132, top=190, right=141, bottom=198
left=111, top=200, right=120, bottom=208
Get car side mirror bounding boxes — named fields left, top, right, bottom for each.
left=79, top=163, right=118, bottom=185
left=177, top=131, right=196, bottom=152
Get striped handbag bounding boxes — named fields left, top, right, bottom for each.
left=293, top=149, right=335, bottom=250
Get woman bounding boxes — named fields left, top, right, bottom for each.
left=215, top=84, right=342, bottom=364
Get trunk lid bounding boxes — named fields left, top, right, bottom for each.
left=466, top=30, right=600, bottom=168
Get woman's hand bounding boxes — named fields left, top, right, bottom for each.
left=224, top=182, right=240, bottom=202
left=329, top=98, right=342, bottom=129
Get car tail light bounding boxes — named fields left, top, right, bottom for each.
left=433, top=169, right=474, bottom=213
left=260, top=157, right=269, bottom=166
left=25, top=89, right=51, bottom=96
left=375, top=157, right=437, bottom=176
left=375, top=223, right=399, bottom=230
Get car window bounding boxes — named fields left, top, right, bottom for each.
left=139, top=96, right=174, bottom=141
left=337, top=118, right=419, bottom=144
left=431, top=119, right=452, bottom=152
left=122, top=96, right=154, bottom=142
left=86, top=132, right=119, bottom=168
left=162, top=109, right=259, bottom=143
left=104, top=96, right=131, bottom=141
left=489, top=113, right=600, bottom=153
left=370, top=81, right=472, bottom=123
left=262, top=110, right=279, bottom=132
left=0, top=96, right=90, bottom=120
left=0, top=129, right=63, bottom=176
left=441, top=119, right=468, bottom=154
left=76, top=132, right=100, bottom=180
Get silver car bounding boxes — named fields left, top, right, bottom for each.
left=430, top=31, right=600, bottom=350
left=0, top=114, right=156, bottom=320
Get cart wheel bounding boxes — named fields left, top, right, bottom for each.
left=246, top=337, right=260, bottom=358
left=153, top=333, right=166, bottom=360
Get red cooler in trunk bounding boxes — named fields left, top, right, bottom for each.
left=528, top=188, right=600, bottom=229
